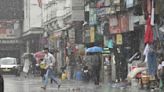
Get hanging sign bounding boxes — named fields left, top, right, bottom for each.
left=90, top=27, right=95, bottom=43
left=116, top=34, right=123, bottom=45
left=89, top=9, right=97, bottom=25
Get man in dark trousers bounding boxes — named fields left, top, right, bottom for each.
left=92, top=54, right=101, bottom=85
left=41, top=48, right=61, bottom=90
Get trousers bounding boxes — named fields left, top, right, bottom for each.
left=43, top=68, right=60, bottom=87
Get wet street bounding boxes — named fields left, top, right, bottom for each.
left=3, top=75, right=162, bottom=92
left=4, top=75, right=96, bottom=92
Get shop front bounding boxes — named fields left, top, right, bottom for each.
left=22, top=27, right=44, bottom=53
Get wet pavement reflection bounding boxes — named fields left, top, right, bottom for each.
left=3, top=75, right=162, bottom=92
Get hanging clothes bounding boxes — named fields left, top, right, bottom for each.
left=120, top=14, right=129, bottom=33
left=109, top=15, right=120, bottom=34
left=147, top=0, right=152, bottom=14
left=147, top=44, right=157, bottom=76
left=143, top=44, right=150, bottom=62
left=151, top=0, right=154, bottom=26
left=144, top=16, right=154, bottom=44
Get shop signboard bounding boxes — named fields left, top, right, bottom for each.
left=109, top=15, right=120, bottom=34
left=116, top=34, right=123, bottom=45
left=113, top=0, right=120, bottom=4
left=102, top=47, right=110, bottom=55
left=89, top=9, right=97, bottom=25
left=96, top=8, right=106, bottom=16
left=0, top=20, right=20, bottom=39
left=90, top=27, right=95, bottom=43
left=0, top=39, right=19, bottom=44
left=109, top=14, right=129, bottom=34
left=106, top=7, right=115, bottom=14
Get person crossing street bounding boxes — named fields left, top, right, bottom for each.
left=41, top=48, right=61, bottom=90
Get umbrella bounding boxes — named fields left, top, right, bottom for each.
left=34, top=51, right=45, bottom=60
left=86, top=46, right=103, bottom=53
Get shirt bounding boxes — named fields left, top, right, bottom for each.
left=44, top=53, right=55, bottom=69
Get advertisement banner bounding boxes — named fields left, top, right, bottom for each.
left=90, top=27, right=95, bottom=43
left=0, top=20, right=18, bottom=39
left=0, top=39, right=18, bottom=44
left=109, top=14, right=129, bottom=34
left=89, top=9, right=97, bottom=25
left=116, top=34, right=123, bottom=45
left=109, top=15, right=120, bottom=34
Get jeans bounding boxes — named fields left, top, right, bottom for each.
left=43, top=68, right=60, bottom=87
left=147, top=52, right=157, bottom=75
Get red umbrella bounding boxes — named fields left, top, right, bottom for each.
left=144, top=16, right=153, bottom=44
left=34, top=51, right=45, bottom=63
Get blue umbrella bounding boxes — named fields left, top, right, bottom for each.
left=86, top=46, right=103, bottom=53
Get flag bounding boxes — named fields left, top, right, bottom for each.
left=38, top=0, right=42, bottom=8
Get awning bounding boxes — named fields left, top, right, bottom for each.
left=50, top=25, right=71, bottom=38
left=22, top=27, right=44, bottom=37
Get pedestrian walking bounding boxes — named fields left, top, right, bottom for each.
left=92, top=54, right=101, bottom=85
left=30, top=53, right=38, bottom=76
left=23, top=55, right=30, bottom=78
left=41, top=48, right=61, bottom=90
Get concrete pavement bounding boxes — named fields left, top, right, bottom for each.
left=4, top=75, right=95, bottom=92
left=3, top=75, right=163, bottom=92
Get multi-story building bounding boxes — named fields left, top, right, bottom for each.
left=43, top=0, right=73, bottom=68
left=23, top=0, right=44, bottom=53
left=0, top=0, right=24, bottom=62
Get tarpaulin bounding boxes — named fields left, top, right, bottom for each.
left=144, top=16, right=153, bottom=44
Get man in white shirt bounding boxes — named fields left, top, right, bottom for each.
left=41, top=48, right=61, bottom=90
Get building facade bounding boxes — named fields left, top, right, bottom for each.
left=42, top=0, right=73, bottom=69
left=0, top=0, right=24, bottom=63
left=23, top=0, right=44, bottom=53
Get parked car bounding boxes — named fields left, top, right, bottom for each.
left=0, top=74, right=4, bottom=92
left=0, top=57, right=21, bottom=76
